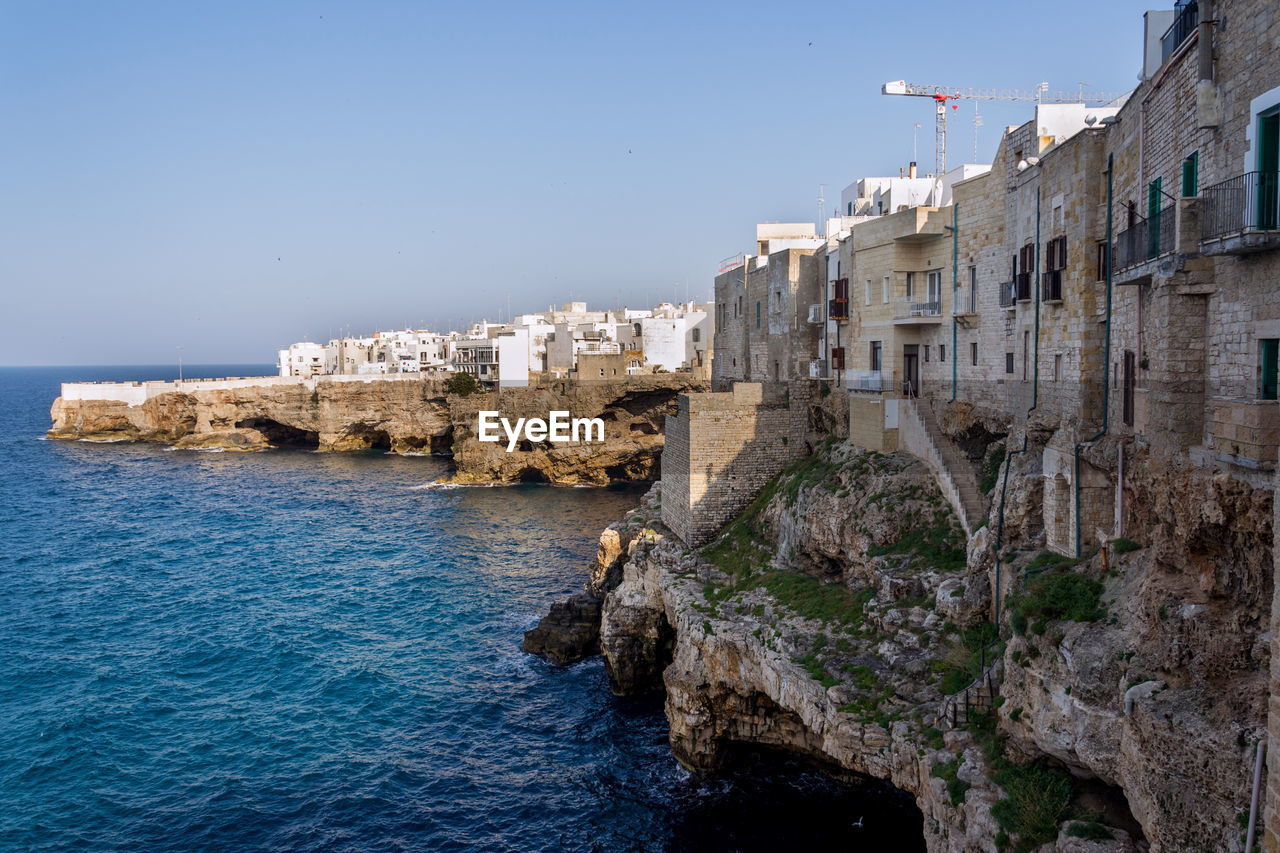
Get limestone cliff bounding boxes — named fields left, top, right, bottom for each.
left=47, top=375, right=705, bottom=485
left=530, top=430, right=1272, bottom=852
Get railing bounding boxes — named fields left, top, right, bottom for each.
left=896, top=300, right=941, bottom=320
left=1202, top=172, right=1280, bottom=240
left=808, top=359, right=828, bottom=379
left=846, top=370, right=884, bottom=392
left=829, top=298, right=849, bottom=320
left=1014, top=272, right=1032, bottom=301
left=1161, top=1, right=1198, bottom=64
left=1114, top=203, right=1176, bottom=269
left=998, top=281, right=1017, bottom=308
left=1042, top=269, right=1064, bottom=302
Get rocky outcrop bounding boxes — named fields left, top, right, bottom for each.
left=530, top=427, right=1271, bottom=851
left=47, top=375, right=705, bottom=485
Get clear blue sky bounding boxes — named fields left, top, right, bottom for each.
left=2, top=0, right=1155, bottom=365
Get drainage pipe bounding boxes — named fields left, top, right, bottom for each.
left=991, top=184, right=1043, bottom=620
left=1074, top=153, right=1115, bottom=558
left=1246, top=738, right=1265, bottom=853
left=950, top=203, right=959, bottom=402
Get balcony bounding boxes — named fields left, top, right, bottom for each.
left=829, top=298, right=850, bottom=320
left=1041, top=269, right=1064, bottom=302
left=1201, top=172, right=1280, bottom=255
left=1014, top=272, right=1033, bottom=302
left=808, top=359, right=829, bottom=379
left=1160, top=1, right=1198, bottom=64
left=846, top=370, right=885, bottom=392
left=893, top=300, right=943, bottom=325
left=998, top=281, right=1017, bottom=309
left=1114, top=203, right=1176, bottom=272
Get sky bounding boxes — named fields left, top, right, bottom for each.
left=1, top=0, right=1158, bottom=365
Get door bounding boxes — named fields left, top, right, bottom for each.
left=927, top=271, right=942, bottom=311
left=1257, top=110, right=1279, bottom=230
left=1123, top=350, right=1136, bottom=426
left=1261, top=339, right=1279, bottom=400
left=903, top=344, right=919, bottom=397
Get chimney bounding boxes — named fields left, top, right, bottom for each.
left=908, top=161, right=918, bottom=179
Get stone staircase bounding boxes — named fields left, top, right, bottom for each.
left=898, top=397, right=989, bottom=534
left=938, top=659, right=1002, bottom=730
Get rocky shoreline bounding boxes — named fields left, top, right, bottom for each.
left=526, top=424, right=1273, bottom=852
left=47, top=375, right=705, bottom=486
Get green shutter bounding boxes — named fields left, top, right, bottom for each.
left=1181, top=152, right=1198, bottom=197
left=1262, top=339, right=1279, bottom=401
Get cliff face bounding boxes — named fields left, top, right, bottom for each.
left=47, top=376, right=705, bottom=485
left=531, top=432, right=1272, bottom=852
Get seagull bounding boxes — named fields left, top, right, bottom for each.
left=851, top=816, right=864, bottom=829
left=808, top=41, right=813, bottom=46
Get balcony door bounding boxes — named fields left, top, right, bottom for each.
left=1257, top=109, right=1279, bottom=230
left=903, top=344, right=919, bottom=398
left=927, top=271, right=941, bottom=310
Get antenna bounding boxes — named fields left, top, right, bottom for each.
left=817, top=184, right=826, bottom=233
left=912, top=122, right=922, bottom=164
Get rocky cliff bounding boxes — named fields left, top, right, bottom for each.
left=529, top=428, right=1274, bottom=852
left=47, top=375, right=705, bottom=485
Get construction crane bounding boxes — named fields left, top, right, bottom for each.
left=881, top=80, right=1129, bottom=178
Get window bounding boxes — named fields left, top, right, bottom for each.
left=847, top=201, right=853, bottom=215
left=1054, top=354, right=1062, bottom=381
left=634, top=323, right=642, bottom=336
left=924, top=345, right=930, bottom=363
left=755, top=301, right=761, bottom=329
left=882, top=276, right=890, bottom=304
left=905, top=272, right=915, bottom=301
left=1181, top=152, right=1199, bottom=197
left=865, top=279, right=872, bottom=305
left=1005, top=352, right=1014, bottom=374
left=968, top=266, right=977, bottom=313
left=1022, top=330, right=1030, bottom=381
left=971, top=342, right=978, bottom=366
left=1261, top=339, right=1279, bottom=400
left=691, top=328, right=700, bottom=343
left=1096, top=242, right=1109, bottom=281
left=940, top=344, right=946, bottom=362
left=870, top=341, right=882, bottom=372
left=926, top=270, right=942, bottom=305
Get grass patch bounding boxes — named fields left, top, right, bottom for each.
left=936, top=622, right=999, bottom=695
left=1111, top=537, right=1142, bottom=554
left=760, top=571, right=874, bottom=626
left=866, top=513, right=967, bottom=572
left=981, top=443, right=1006, bottom=494
left=931, top=757, right=970, bottom=806
left=1008, top=568, right=1105, bottom=636
left=991, top=761, right=1074, bottom=853
left=1066, top=821, right=1114, bottom=841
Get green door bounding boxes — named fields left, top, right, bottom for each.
left=1147, top=178, right=1162, bottom=258
left=1258, top=110, right=1279, bottom=230
left=1261, top=339, right=1279, bottom=400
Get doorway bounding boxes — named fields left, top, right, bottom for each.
left=903, top=344, right=919, bottom=397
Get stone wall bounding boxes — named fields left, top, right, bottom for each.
left=660, top=382, right=811, bottom=547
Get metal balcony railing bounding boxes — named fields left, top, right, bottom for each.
left=829, top=298, right=850, bottom=320
left=895, top=300, right=942, bottom=320
left=998, top=281, right=1017, bottom=308
left=1161, top=1, right=1199, bottom=64
left=1114, top=203, right=1176, bottom=269
left=847, top=370, right=884, bottom=392
left=1202, top=172, right=1280, bottom=240
left=1014, top=272, right=1032, bottom=301
left=1042, top=269, right=1064, bottom=302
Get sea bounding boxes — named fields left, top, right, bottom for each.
left=0, top=365, right=924, bottom=852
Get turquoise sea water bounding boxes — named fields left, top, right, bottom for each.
left=0, top=366, right=922, bottom=852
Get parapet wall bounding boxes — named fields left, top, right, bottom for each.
left=661, top=381, right=810, bottom=547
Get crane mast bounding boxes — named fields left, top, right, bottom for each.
left=881, top=80, right=1129, bottom=179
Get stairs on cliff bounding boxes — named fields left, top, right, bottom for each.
left=939, top=660, right=1002, bottom=730
left=902, top=397, right=989, bottom=534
